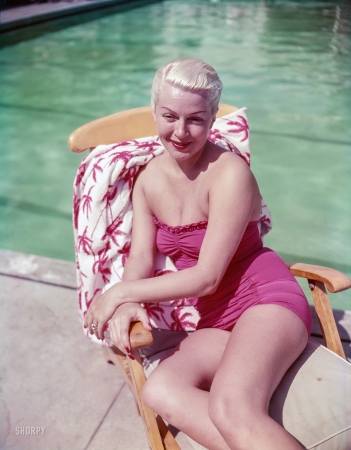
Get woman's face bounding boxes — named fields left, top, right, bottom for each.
left=153, top=83, right=216, bottom=163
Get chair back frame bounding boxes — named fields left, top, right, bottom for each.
left=68, top=104, right=238, bottom=153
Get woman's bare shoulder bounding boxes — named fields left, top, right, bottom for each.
left=134, top=154, right=165, bottom=184
left=208, top=148, right=259, bottom=202
left=210, top=147, right=251, bottom=176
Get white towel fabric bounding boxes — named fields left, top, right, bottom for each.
left=73, top=108, right=272, bottom=344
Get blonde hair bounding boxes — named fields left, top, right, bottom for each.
left=151, top=58, right=222, bottom=114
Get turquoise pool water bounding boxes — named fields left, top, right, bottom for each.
left=0, top=0, right=350, bottom=307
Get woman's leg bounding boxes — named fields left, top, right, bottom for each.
left=142, top=328, right=232, bottom=450
left=208, top=304, right=308, bottom=450
left=143, top=304, right=308, bottom=449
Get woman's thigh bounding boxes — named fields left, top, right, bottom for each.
left=145, top=327, right=231, bottom=390
left=210, top=304, right=309, bottom=411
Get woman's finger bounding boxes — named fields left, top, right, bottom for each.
left=85, top=307, right=96, bottom=333
left=90, top=321, right=98, bottom=336
left=84, top=310, right=90, bottom=329
left=120, top=326, right=132, bottom=355
left=139, top=311, right=152, bottom=331
left=96, top=321, right=105, bottom=340
left=110, top=318, right=131, bottom=355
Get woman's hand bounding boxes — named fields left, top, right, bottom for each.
left=109, top=303, right=152, bottom=358
left=84, top=285, right=123, bottom=340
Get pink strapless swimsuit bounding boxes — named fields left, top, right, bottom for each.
left=153, top=217, right=312, bottom=335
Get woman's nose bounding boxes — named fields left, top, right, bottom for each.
left=175, top=120, right=188, bottom=138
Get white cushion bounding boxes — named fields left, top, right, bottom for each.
left=143, top=335, right=351, bottom=450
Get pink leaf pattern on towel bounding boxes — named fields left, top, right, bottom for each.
left=118, top=241, right=131, bottom=267
left=75, top=162, right=86, bottom=188
left=91, top=159, right=104, bottom=182
left=143, top=302, right=169, bottom=324
left=93, top=242, right=112, bottom=284
left=170, top=307, right=199, bottom=331
left=82, top=186, right=94, bottom=219
left=73, top=196, right=81, bottom=230
left=73, top=108, right=272, bottom=345
left=227, top=115, right=249, bottom=141
left=102, top=216, right=127, bottom=246
left=108, top=150, right=133, bottom=166
left=77, top=227, right=93, bottom=255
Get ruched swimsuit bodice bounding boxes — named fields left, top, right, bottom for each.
left=152, top=217, right=312, bottom=333
left=153, top=217, right=263, bottom=271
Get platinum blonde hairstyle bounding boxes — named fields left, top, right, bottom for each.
left=151, top=58, right=223, bottom=114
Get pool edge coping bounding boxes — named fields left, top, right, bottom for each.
left=0, top=0, right=161, bottom=32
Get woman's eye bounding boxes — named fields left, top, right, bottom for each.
left=162, top=115, right=203, bottom=123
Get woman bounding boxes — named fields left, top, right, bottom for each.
left=84, top=58, right=312, bottom=449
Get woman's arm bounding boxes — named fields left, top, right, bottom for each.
left=84, top=168, right=157, bottom=339
left=106, top=172, right=156, bottom=350
left=122, top=168, right=158, bottom=282
left=85, top=153, right=261, bottom=336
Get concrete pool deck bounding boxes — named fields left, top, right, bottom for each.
left=0, top=248, right=351, bottom=449
left=0, top=249, right=151, bottom=450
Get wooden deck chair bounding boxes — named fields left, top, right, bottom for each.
left=69, top=105, right=351, bottom=450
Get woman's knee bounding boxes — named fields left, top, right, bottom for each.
left=208, top=391, right=260, bottom=444
left=142, top=371, right=165, bottom=410
left=209, top=396, right=263, bottom=449
left=142, top=370, right=180, bottom=421
left=208, top=392, right=234, bottom=432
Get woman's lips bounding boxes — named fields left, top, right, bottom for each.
left=171, top=140, right=191, bottom=150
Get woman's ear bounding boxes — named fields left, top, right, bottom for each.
left=210, top=106, right=219, bottom=128
left=210, top=113, right=217, bottom=128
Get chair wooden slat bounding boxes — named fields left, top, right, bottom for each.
left=308, top=280, right=346, bottom=359
left=68, top=104, right=238, bottom=153
left=128, top=350, right=171, bottom=450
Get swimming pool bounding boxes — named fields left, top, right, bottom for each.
left=0, top=0, right=350, bottom=307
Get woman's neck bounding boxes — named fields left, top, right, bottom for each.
left=166, top=142, right=210, bottom=181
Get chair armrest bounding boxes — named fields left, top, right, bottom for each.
left=285, top=261, right=350, bottom=359
left=285, top=261, right=351, bottom=293
left=130, top=321, right=154, bottom=349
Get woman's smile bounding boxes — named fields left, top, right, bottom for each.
left=170, top=139, right=192, bottom=151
